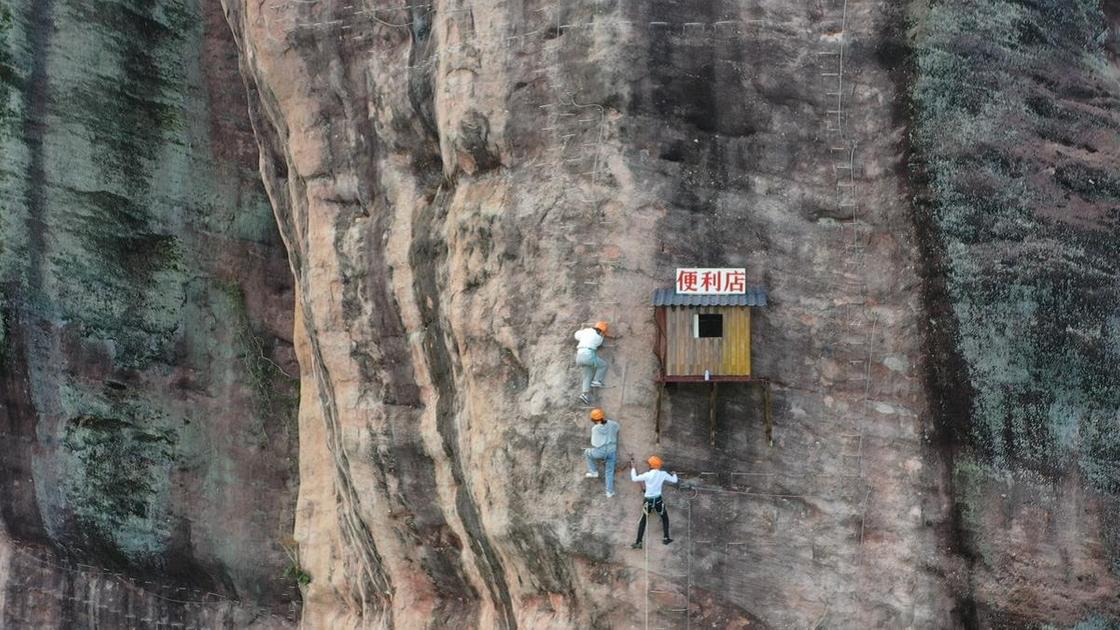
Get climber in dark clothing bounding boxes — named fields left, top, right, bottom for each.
left=634, top=496, right=671, bottom=549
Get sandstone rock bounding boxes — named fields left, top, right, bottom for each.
left=1, top=0, right=1118, bottom=627
left=222, top=0, right=952, bottom=626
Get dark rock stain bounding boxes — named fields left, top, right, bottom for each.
left=67, top=0, right=190, bottom=194
left=411, top=184, right=518, bottom=630
left=0, top=299, right=46, bottom=542
left=19, top=0, right=52, bottom=300
left=907, top=0, right=1120, bottom=623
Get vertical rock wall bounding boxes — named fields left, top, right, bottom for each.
left=1, top=0, right=1117, bottom=627
left=0, top=0, right=300, bottom=624
left=224, top=0, right=956, bottom=626
left=908, top=0, right=1120, bottom=625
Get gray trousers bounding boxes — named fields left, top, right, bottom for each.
left=575, top=348, right=607, bottom=394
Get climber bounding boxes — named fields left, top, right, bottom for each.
left=583, top=408, right=620, bottom=498
left=574, top=321, right=610, bottom=405
left=629, top=455, right=679, bottom=549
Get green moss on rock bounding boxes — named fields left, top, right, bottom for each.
left=0, top=0, right=298, bottom=604
left=63, top=0, right=192, bottom=191
left=911, top=0, right=1120, bottom=490
left=60, top=408, right=177, bottom=562
left=0, top=0, right=15, bottom=132
left=1054, top=163, right=1120, bottom=202
left=51, top=187, right=185, bottom=368
left=951, top=457, right=997, bottom=565
left=217, top=281, right=298, bottom=430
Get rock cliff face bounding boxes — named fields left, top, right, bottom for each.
left=908, top=0, right=1120, bottom=625
left=2, top=0, right=1119, bottom=627
left=224, top=0, right=1120, bottom=625
left=222, top=0, right=948, bottom=626
left=0, top=0, right=300, bottom=625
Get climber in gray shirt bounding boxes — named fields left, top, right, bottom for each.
left=584, top=408, right=621, bottom=497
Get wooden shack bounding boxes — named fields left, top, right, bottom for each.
left=652, top=286, right=771, bottom=445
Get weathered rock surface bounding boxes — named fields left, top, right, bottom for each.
left=222, top=0, right=954, bottom=626
left=0, top=0, right=300, bottom=625
left=2, top=0, right=1119, bottom=627
left=909, top=0, right=1120, bottom=625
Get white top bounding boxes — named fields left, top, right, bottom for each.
left=631, top=468, right=678, bottom=498
left=574, top=327, right=604, bottom=350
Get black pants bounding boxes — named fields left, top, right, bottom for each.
left=635, top=496, right=670, bottom=543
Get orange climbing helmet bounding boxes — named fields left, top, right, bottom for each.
left=590, top=408, right=605, bottom=422
left=647, top=456, right=663, bottom=469
left=594, top=321, right=609, bottom=334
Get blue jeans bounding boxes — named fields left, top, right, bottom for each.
left=575, top=348, right=607, bottom=394
left=585, top=446, right=617, bottom=493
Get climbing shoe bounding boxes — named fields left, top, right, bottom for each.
left=630, top=542, right=643, bottom=550
left=579, top=394, right=591, bottom=405
left=662, top=538, right=673, bottom=545
left=605, top=490, right=615, bottom=498
left=590, top=381, right=605, bottom=388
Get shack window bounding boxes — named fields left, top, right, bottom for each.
left=694, top=313, right=723, bottom=338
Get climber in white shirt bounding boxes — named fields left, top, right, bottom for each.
left=574, top=321, right=609, bottom=405
left=629, top=455, right=679, bottom=548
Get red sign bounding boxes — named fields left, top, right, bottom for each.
left=676, top=268, right=747, bottom=294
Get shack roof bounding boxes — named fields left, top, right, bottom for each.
left=652, top=287, right=768, bottom=307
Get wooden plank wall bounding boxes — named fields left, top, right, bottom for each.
left=664, top=306, right=751, bottom=376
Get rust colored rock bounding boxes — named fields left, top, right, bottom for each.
left=2, top=0, right=1118, bottom=627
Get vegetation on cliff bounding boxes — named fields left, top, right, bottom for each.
left=0, top=0, right=299, bottom=613
left=914, top=0, right=1118, bottom=485
left=909, top=0, right=1120, bottom=622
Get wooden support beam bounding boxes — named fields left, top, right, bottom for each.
left=708, top=381, right=718, bottom=447
left=763, top=383, right=774, bottom=447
